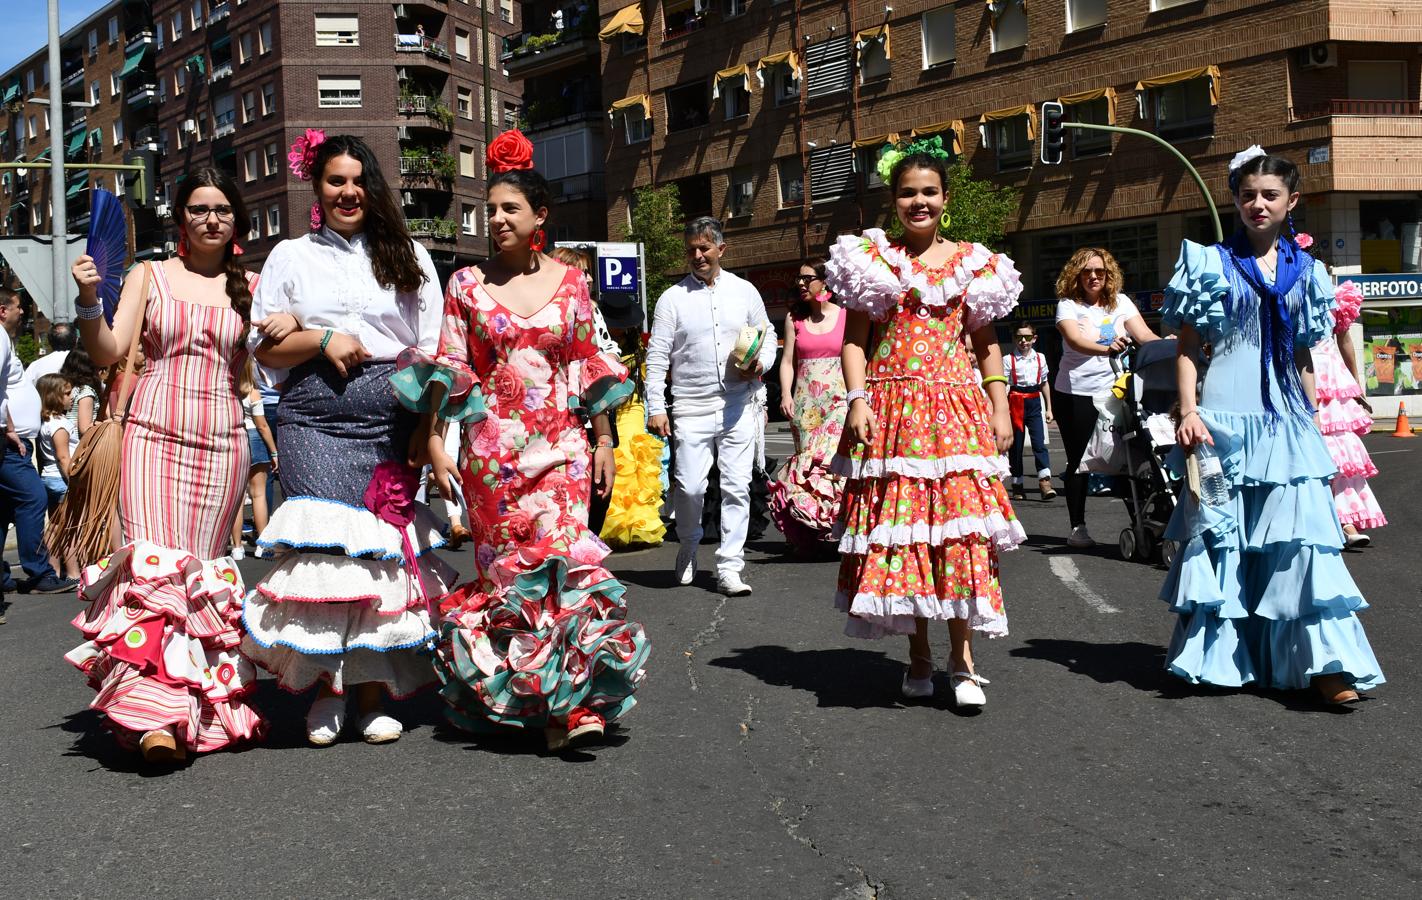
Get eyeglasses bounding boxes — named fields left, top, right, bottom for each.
left=796, top=275, right=819, bottom=284
left=185, top=204, right=235, bottom=222
left=1080, top=267, right=1107, bottom=278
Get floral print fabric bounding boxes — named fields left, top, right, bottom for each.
left=769, top=356, right=847, bottom=550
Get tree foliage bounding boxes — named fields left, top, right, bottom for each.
left=624, top=183, right=683, bottom=312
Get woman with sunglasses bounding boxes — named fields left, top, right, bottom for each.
left=1005, top=323, right=1055, bottom=502
left=1052, top=249, right=1160, bottom=548
left=769, top=259, right=847, bottom=552
left=66, top=168, right=264, bottom=764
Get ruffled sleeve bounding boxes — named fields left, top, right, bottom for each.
left=569, top=279, right=634, bottom=417
left=1296, top=258, right=1336, bottom=349
left=389, top=268, right=486, bottom=422
left=1332, top=279, right=1363, bottom=334
left=961, top=245, right=1024, bottom=332
left=825, top=228, right=905, bottom=322
left=1161, top=240, right=1230, bottom=343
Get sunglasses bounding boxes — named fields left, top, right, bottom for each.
left=1015, top=334, right=1034, bottom=341
left=796, top=275, right=820, bottom=283
left=1080, top=267, right=1107, bottom=278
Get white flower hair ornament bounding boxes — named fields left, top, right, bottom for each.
left=1228, top=145, right=1268, bottom=173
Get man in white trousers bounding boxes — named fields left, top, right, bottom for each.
left=647, top=217, right=776, bottom=596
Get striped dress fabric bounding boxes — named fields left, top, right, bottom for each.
left=66, top=262, right=264, bottom=754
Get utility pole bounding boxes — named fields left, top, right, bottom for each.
left=47, top=0, right=68, bottom=322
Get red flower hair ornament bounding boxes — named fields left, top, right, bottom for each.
left=486, top=129, right=535, bottom=174
left=288, top=128, right=328, bottom=181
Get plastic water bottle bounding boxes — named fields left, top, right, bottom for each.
left=1193, top=442, right=1230, bottom=506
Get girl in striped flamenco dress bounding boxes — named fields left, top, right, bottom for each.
left=67, top=169, right=265, bottom=763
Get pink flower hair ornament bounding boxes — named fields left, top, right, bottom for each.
left=287, top=128, right=328, bottom=181
left=1294, top=232, right=1314, bottom=250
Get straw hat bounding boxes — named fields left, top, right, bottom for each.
left=731, top=325, right=766, bottom=371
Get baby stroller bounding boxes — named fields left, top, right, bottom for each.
left=1109, top=339, right=1183, bottom=567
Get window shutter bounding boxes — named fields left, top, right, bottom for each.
left=809, top=144, right=854, bottom=203
left=805, top=37, right=851, bottom=100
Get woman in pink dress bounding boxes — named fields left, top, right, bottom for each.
left=67, top=168, right=264, bottom=763
left=770, top=259, right=848, bottom=552
left=394, top=131, right=649, bottom=751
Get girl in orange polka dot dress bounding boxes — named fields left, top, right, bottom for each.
left=826, top=146, right=1025, bottom=708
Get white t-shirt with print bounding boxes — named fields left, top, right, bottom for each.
left=1054, top=294, right=1139, bottom=397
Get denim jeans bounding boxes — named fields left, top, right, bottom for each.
left=1009, top=395, right=1052, bottom=482
left=0, top=439, right=58, bottom=585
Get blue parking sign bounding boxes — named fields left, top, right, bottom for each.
left=598, top=242, right=640, bottom=293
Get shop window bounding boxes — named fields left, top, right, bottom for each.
left=809, top=144, right=854, bottom=203
left=989, top=1, right=1027, bottom=53
left=1066, top=0, right=1106, bottom=32
left=1361, top=308, right=1422, bottom=399
left=1070, top=98, right=1111, bottom=157
left=1149, top=78, right=1214, bottom=141
left=777, top=157, right=804, bottom=208
left=805, top=37, right=851, bottom=99
left=666, top=82, right=710, bottom=133
left=922, top=7, right=955, bottom=67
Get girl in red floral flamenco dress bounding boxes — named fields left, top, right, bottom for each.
left=393, top=131, right=650, bottom=751
left=827, top=141, right=1025, bottom=709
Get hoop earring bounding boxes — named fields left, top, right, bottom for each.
left=529, top=228, right=547, bottom=252
left=177, top=231, right=189, bottom=257
left=939, top=211, right=952, bottom=233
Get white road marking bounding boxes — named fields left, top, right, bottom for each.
left=1049, top=556, right=1122, bottom=614
left=1370, top=449, right=1415, bottom=455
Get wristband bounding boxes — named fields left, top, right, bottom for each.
left=846, top=389, right=869, bottom=404
left=1180, top=409, right=1201, bottom=421
left=981, top=375, right=1008, bottom=387
left=75, top=301, right=105, bottom=320
left=594, top=435, right=614, bottom=448
left=319, top=329, right=334, bottom=353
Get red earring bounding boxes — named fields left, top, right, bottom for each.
left=231, top=241, right=245, bottom=257
left=529, top=228, right=547, bottom=252
left=177, top=231, right=190, bottom=257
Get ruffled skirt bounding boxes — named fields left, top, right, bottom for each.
left=1160, top=409, right=1384, bottom=690
left=65, top=541, right=265, bottom=752
left=769, top=357, right=847, bottom=550
left=598, top=398, right=667, bottom=550
left=832, top=377, right=1023, bottom=639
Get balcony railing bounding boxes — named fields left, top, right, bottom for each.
left=126, top=84, right=158, bottom=107
left=207, top=2, right=231, bottom=25
left=397, top=95, right=454, bottom=128
left=134, top=125, right=160, bottom=149
left=1291, top=98, right=1422, bottom=120
left=394, top=34, right=451, bottom=61
left=210, top=61, right=234, bottom=82
left=406, top=217, right=457, bottom=239
left=213, top=111, right=237, bottom=138
left=64, top=114, right=88, bottom=136
left=61, top=68, right=84, bottom=90
left=125, top=30, right=155, bottom=53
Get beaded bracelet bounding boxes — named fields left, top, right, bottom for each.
left=75, top=302, right=105, bottom=320
left=846, top=389, right=869, bottom=404
left=981, top=375, right=1009, bottom=387
left=319, top=329, right=334, bottom=353
left=594, top=435, right=614, bottom=448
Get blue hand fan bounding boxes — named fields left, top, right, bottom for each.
left=86, top=188, right=129, bottom=325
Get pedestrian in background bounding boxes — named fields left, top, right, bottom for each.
left=67, top=167, right=264, bottom=763
left=23, top=321, right=74, bottom=384
left=229, top=357, right=278, bottom=560
left=34, top=373, right=81, bottom=581
left=58, top=344, right=103, bottom=438
left=1005, top=322, right=1055, bottom=502
left=1163, top=147, right=1383, bottom=705
left=1052, top=248, right=1161, bottom=548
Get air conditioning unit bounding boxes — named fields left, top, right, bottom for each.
left=1298, top=43, right=1338, bottom=69
left=155, top=203, right=170, bottom=218
left=162, top=240, right=177, bottom=254
left=181, top=118, right=198, bottom=134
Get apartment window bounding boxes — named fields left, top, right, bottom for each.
left=171, top=13, right=182, bottom=42
left=242, top=90, right=256, bottom=122
left=459, top=145, right=476, bottom=178
left=455, top=28, right=471, bottom=61
left=728, top=168, right=753, bottom=218
left=32, top=205, right=42, bottom=229
left=858, top=146, right=885, bottom=189
left=502, top=101, right=519, bottom=128
left=267, top=203, right=281, bottom=237
left=261, top=82, right=276, bottom=115
left=88, top=28, right=99, bottom=57
left=620, top=31, right=646, bottom=55
left=808, top=144, right=854, bottom=203
left=175, top=67, right=186, bottom=96
left=25, top=70, right=35, bottom=94
left=1348, top=60, right=1408, bottom=101
left=264, top=141, right=279, bottom=175
left=777, top=157, right=805, bottom=208
left=989, top=0, right=1027, bottom=53
left=26, top=115, right=35, bottom=140
left=244, top=148, right=258, bottom=182
left=317, top=76, right=363, bottom=108
left=859, top=32, right=890, bottom=82
left=663, top=0, right=703, bottom=38
left=988, top=115, right=1032, bottom=171
left=112, top=119, right=124, bottom=146
left=462, top=206, right=476, bottom=235
left=315, top=14, right=360, bottom=47
left=190, top=1, right=203, bottom=32
left=1066, top=0, right=1107, bottom=31
left=722, top=78, right=749, bottom=120
left=666, top=82, right=710, bottom=132
left=239, top=33, right=253, bottom=64
left=89, top=128, right=103, bottom=152
left=499, top=0, right=514, bottom=23
left=43, top=109, right=49, bottom=132
left=196, top=112, right=206, bottom=141
left=108, top=15, right=119, bottom=44
left=621, top=108, right=652, bottom=144
left=1149, top=0, right=1194, bottom=9
left=805, top=38, right=852, bottom=99
left=1070, top=97, right=1112, bottom=157
left=1149, top=77, right=1215, bottom=141
left=248, top=210, right=261, bottom=242
left=157, top=23, right=165, bottom=49
left=457, top=87, right=473, bottom=119
left=114, top=172, right=125, bottom=196
left=259, top=21, right=273, bottom=54
left=90, top=80, right=101, bottom=106
left=725, top=0, right=746, bottom=15
left=175, top=127, right=184, bottom=150
left=110, top=73, right=121, bottom=97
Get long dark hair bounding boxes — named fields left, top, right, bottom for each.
left=312, top=134, right=425, bottom=292
left=58, top=343, right=103, bottom=398
left=174, top=167, right=251, bottom=324
left=791, top=258, right=828, bottom=320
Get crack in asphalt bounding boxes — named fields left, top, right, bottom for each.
left=682, top=594, right=729, bottom=692
left=737, top=694, right=885, bottom=899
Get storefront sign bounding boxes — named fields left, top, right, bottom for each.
left=1347, top=273, right=1422, bottom=301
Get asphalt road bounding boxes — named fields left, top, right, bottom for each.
left=2, top=430, right=1419, bottom=899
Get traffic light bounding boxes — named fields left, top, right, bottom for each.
left=1040, top=101, right=1065, bottom=166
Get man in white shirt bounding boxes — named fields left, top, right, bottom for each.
left=0, top=288, right=71, bottom=596
left=647, top=217, right=776, bottom=596
left=22, top=321, right=74, bottom=384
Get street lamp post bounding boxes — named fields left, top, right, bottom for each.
left=46, top=0, right=67, bottom=322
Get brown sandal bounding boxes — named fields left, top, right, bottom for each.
left=1313, top=673, right=1360, bottom=705
left=139, top=729, right=184, bottom=763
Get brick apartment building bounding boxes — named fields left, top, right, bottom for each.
left=1, top=0, right=162, bottom=269
left=149, top=0, right=521, bottom=274
left=596, top=0, right=1422, bottom=324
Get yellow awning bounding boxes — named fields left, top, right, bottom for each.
left=1136, top=65, right=1221, bottom=107
left=981, top=104, right=1038, bottom=139
left=598, top=4, right=644, bottom=42
left=756, top=51, right=802, bottom=85
left=855, top=25, right=891, bottom=60
left=852, top=132, right=900, bottom=149
left=713, top=64, right=754, bottom=99
left=607, top=94, right=651, bottom=120
left=910, top=120, right=965, bottom=155
left=1057, top=86, right=1118, bottom=124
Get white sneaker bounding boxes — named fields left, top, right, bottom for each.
left=716, top=573, right=753, bottom=596
left=1344, top=530, right=1371, bottom=548
left=306, top=696, right=347, bottom=747
left=675, top=547, right=697, bottom=586
left=230, top=545, right=245, bottom=560
left=358, top=711, right=402, bottom=744
left=951, top=671, right=989, bottom=708
left=1066, top=526, right=1095, bottom=549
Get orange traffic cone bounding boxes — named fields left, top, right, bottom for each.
left=1392, top=402, right=1416, bottom=438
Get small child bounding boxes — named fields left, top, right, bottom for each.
left=35, top=373, right=81, bottom=580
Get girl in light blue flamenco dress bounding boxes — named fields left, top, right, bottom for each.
left=1162, top=147, right=1383, bottom=705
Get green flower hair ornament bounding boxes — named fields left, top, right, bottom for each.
left=875, top=134, right=951, bottom=184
